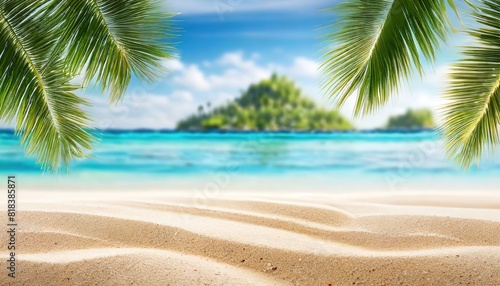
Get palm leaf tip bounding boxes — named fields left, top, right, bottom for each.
left=320, top=0, right=452, bottom=116
left=442, top=0, right=500, bottom=169
left=51, top=0, right=176, bottom=102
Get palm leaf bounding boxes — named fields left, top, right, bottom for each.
left=0, top=0, right=94, bottom=170
left=442, top=0, right=500, bottom=168
left=321, top=0, right=452, bottom=115
left=50, top=0, right=175, bottom=102
left=1, top=0, right=174, bottom=170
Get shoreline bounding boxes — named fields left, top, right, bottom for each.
left=16, top=175, right=500, bottom=193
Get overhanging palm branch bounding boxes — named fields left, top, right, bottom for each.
left=0, top=0, right=174, bottom=170
left=50, top=0, right=175, bottom=102
left=0, top=0, right=94, bottom=170
left=322, top=0, right=500, bottom=168
left=442, top=0, right=500, bottom=168
left=321, top=0, right=452, bottom=116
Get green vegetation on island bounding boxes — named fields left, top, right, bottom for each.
left=177, top=75, right=353, bottom=131
left=387, top=109, right=435, bottom=130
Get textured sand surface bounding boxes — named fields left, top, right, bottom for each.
left=1, top=191, right=500, bottom=285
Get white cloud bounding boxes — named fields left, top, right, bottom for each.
left=216, top=51, right=269, bottom=77
left=169, top=51, right=318, bottom=93
left=209, top=52, right=271, bottom=89
left=86, top=93, right=196, bottom=129
left=289, top=57, right=320, bottom=78
left=208, top=68, right=270, bottom=89
left=172, top=64, right=212, bottom=91
left=163, top=58, right=185, bottom=72
left=168, top=51, right=271, bottom=92
left=422, top=65, right=451, bottom=91
left=172, top=90, right=194, bottom=102
left=218, top=51, right=253, bottom=68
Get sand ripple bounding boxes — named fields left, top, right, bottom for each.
left=1, top=191, right=500, bottom=285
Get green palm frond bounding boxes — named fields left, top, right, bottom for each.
left=442, top=0, right=500, bottom=168
left=0, top=0, right=94, bottom=170
left=0, top=0, right=175, bottom=170
left=51, top=0, right=175, bottom=102
left=321, top=0, right=452, bottom=116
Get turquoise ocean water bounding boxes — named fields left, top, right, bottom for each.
left=1, top=130, right=499, bottom=192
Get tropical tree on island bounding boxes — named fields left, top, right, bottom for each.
left=387, top=109, right=435, bottom=130
left=321, top=0, right=500, bottom=168
left=0, top=0, right=174, bottom=170
left=177, top=75, right=354, bottom=131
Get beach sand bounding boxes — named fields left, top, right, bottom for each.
left=2, top=191, right=500, bottom=285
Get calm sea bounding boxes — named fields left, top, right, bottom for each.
left=1, top=130, right=499, bottom=192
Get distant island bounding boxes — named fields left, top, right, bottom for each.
left=177, top=75, right=353, bottom=131
left=387, top=108, right=435, bottom=129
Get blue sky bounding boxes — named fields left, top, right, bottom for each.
left=68, top=1, right=472, bottom=129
